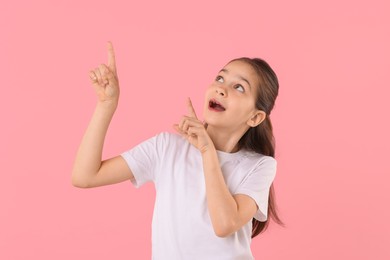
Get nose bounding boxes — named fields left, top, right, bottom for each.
left=216, top=86, right=227, bottom=97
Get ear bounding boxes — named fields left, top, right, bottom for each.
left=246, top=110, right=266, bottom=128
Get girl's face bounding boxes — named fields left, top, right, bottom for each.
left=203, top=60, right=264, bottom=131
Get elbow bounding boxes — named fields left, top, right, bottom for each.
left=71, top=172, right=90, bottom=189
left=215, top=230, right=230, bottom=238
left=213, top=220, right=236, bottom=238
left=72, top=180, right=89, bottom=189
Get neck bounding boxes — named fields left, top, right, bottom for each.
left=206, top=124, right=248, bottom=153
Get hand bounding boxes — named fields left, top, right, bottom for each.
left=173, top=98, right=214, bottom=153
left=89, top=41, right=120, bottom=104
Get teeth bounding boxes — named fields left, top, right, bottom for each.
left=209, top=99, right=225, bottom=111
left=210, top=99, right=220, bottom=106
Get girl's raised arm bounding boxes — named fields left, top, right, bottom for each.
left=71, top=42, right=134, bottom=188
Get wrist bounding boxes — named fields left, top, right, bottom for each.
left=96, top=99, right=118, bottom=111
left=200, top=142, right=216, bottom=155
left=95, top=101, right=118, bottom=118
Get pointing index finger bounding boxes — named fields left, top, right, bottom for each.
left=187, top=97, right=198, bottom=119
left=107, top=41, right=117, bottom=73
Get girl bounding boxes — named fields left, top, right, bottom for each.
left=72, top=42, right=283, bottom=259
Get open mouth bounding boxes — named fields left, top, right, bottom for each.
left=209, top=99, right=226, bottom=111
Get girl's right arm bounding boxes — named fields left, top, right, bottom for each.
left=71, top=42, right=134, bottom=188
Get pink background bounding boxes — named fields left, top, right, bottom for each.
left=2, top=0, right=389, bottom=259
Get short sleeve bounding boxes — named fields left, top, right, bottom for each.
left=234, top=156, right=277, bottom=222
left=121, top=132, right=167, bottom=188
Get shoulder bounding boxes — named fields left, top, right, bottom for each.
left=240, top=150, right=277, bottom=174
left=150, top=132, right=189, bottom=152
left=241, top=150, right=276, bottom=164
left=128, top=132, right=183, bottom=153
left=155, top=131, right=185, bottom=144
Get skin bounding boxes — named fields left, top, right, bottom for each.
left=203, top=60, right=266, bottom=152
left=72, top=43, right=266, bottom=237
left=173, top=60, right=266, bottom=237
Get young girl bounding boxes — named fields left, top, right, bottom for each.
left=72, top=42, right=283, bottom=259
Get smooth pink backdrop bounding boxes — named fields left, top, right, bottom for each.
left=2, top=0, right=389, bottom=259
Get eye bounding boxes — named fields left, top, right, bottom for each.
left=215, top=76, right=224, bottom=83
left=234, top=84, right=245, bottom=93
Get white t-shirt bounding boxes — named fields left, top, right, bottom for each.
left=121, top=132, right=276, bottom=260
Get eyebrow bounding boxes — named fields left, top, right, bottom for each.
left=219, top=68, right=252, bottom=90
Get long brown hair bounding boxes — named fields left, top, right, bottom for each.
left=233, top=57, right=284, bottom=238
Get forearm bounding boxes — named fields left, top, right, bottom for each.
left=72, top=102, right=117, bottom=186
left=202, top=147, right=238, bottom=237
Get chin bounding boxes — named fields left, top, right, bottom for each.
left=203, top=115, right=224, bottom=128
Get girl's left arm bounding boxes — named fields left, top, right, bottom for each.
left=201, top=147, right=258, bottom=237
left=174, top=98, right=258, bottom=238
